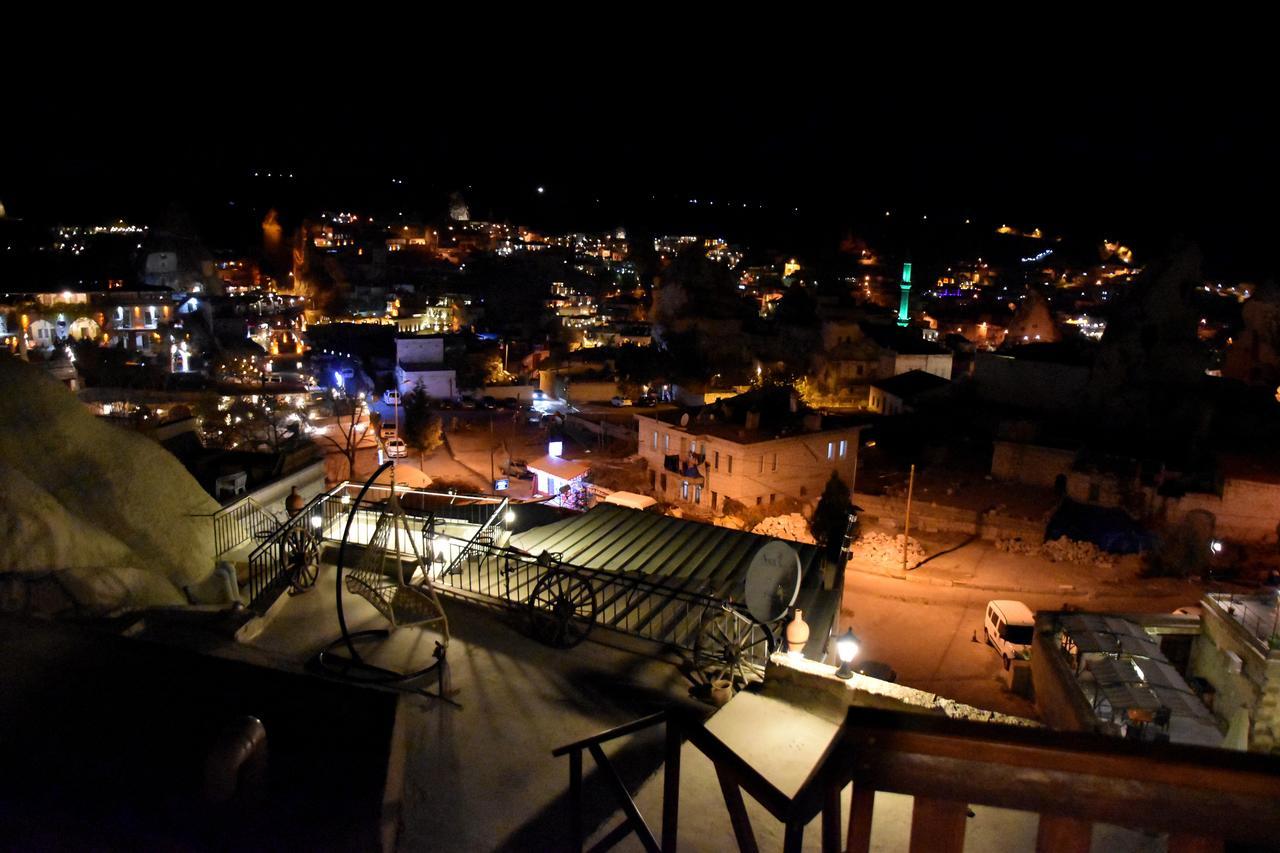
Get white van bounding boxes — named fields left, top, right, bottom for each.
left=984, top=600, right=1036, bottom=670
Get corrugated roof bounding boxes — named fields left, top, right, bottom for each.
left=507, top=504, right=823, bottom=600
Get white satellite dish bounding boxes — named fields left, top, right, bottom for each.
left=680, top=412, right=689, bottom=427
left=743, top=540, right=801, bottom=623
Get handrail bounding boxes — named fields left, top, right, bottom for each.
left=248, top=487, right=337, bottom=563
left=552, top=703, right=1280, bottom=853
left=439, top=496, right=508, bottom=577
left=552, top=711, right=668, bottom=757
left=212, top=496, right=282, bottom=556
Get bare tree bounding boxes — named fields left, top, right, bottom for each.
left=313, top=397, right=373, bottom=481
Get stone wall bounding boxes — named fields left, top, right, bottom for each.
left=852, top=491, right=1046, bottom=542
left=1191, top=597, right=1280, bottom=753
left=1163, top=478, right=1280, bottom=543
left=991, top=441, right=1075, bottom=489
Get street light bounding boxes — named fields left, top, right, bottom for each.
left=835, top=629, right=860, bottom=679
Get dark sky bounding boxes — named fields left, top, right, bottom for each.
left=3, top=59, right=1274, bottom=278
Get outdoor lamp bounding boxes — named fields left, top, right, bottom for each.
left=505, top=509, right=516, bottom=525
left=835, top=629, right=860, bottom=679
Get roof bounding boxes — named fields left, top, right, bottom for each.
left=1061, top=613, right=1166, bottom=658
left=527, top=454, right=590, bottom=481
left=861, top=324, right=949, bottom=355
left=989, top=600, right=1035, bottom=624
left=507, top=503, right=822, bottom=597
left=643, top=386, right=869, bottom=444
left=1085, top=656, right=1214, bottom=721
left=872, top=369, right=952, bottom=400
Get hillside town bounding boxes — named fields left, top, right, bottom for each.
left=3, top=73, right=1279, bottom=851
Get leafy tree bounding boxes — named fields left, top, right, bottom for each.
left=402, top=385, right=444, bottom=454
left=810, top=472, right=854, bottom=563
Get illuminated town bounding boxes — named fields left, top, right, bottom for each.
left=2, top=75, right=1278, bottom=851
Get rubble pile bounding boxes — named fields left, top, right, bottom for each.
left=751, top=513, right=816, bottom=545
left=995, top=536, right=1115, bottom=568
left=851, top=531, right=926, bottom=568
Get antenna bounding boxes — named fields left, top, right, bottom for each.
left=743, top=540, right=802, bottom=623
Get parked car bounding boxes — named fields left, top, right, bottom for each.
left=480, top=396, right=498, bottom=410
left=380, top=423, right=398, bottom=440
left=984, top=600, right=1035, bottom=670
left=459, top=397, right=478, bottom=410
left=382, top=390, right=401, bottom=406
left=384, top=437, right=408, bottom=459
left=635, top=395, right=657, bottom=407
left=501, top=397, right=520, bottom=410
left=610, top=396, right=633, bottom=407
left=505, top=459, right=533, bottom=479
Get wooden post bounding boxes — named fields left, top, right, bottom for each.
left=569, top=748, right=583, bottom=852
left=662, top=716, right=681, bottom=852
left=902, top=464, right=915, bottom=574
left=909, top=797, right=966, bottom=853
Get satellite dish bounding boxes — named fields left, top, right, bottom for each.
left=743, top=540, right=801, bottom=623
left=680, top=412, right=690, bottom=427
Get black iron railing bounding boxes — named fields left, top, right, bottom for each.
left=246, top=486, right=346, bottom=612
left=213, top=497, right=281, bottom=557
left=429, top=535, right=773, bottom=664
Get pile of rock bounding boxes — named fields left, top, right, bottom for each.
left=751, top=513, right=816, bottom=545
left=995, top=536, right=1115, bottom=568
left=851, top=531, right=926, bottom=568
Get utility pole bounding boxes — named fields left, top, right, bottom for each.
left=902, top=464, right=916, bottom=574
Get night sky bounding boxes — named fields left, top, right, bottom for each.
left=4, top=62, right=1273, bottom=278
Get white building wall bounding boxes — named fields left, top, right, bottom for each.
left=395, top=337, right=445, bottom=365
left=635, top=414, right=860, bottom=511
left=397, top=368, right=456, bottom=399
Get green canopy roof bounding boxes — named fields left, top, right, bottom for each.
left=508, top=504, right=823, bottom=600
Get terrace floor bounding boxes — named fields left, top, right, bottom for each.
left=241, top=564, right=703, bottom=851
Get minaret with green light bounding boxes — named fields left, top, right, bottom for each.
left=896, top=261, right=912, bottom=327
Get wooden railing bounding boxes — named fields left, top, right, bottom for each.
left=555, top=705, right=1280, bottom=852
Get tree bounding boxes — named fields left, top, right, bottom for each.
left=402, top=385, right=444, bottom=455
left=313, top=397, right=372, bottom=481
left=810, top=472, right=854, bottom=563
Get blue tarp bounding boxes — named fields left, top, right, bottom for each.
left=1045, top=499, right=1152, bottom=554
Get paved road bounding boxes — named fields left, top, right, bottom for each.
left=839, top=537, right=1206, bottom=719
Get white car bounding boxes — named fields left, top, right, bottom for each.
left=984, top=600, right=1035, bottom=670
left=383, top=390, right=402, bottom=406
left=384, top=437, right=408, bottom=458
left=610, top=396, right=633, bottom=407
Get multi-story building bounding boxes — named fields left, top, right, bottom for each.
left=2, top=282, right=190, bottom=369
left=634, top=389, right=863, bottom=513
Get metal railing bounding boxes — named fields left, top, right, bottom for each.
left=246, top=485, right=346, bottom=612
left=554, top=704, right=1280, bottom=852
left=250, top=480, right=771, bottom=666
left=1207, top=593, right=1280, bottom=653
left=213, top=497, right=282, bottom=557
left=430, top=536, right=773, bottom=663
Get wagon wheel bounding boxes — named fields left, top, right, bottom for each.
left=283, top=526, right=320, bottom=594
left=527, top=571, right=597, bottom=648
left=693, top=606, right=775, bottom=692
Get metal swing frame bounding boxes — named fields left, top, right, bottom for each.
left=316, top=462, right=456, bottom=703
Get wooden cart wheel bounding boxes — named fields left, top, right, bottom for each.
left=693, top=606, right=775, bottom=692
left=527, top=571, right=597, bottom=648
left=283, top=527, right=320, bottom=594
